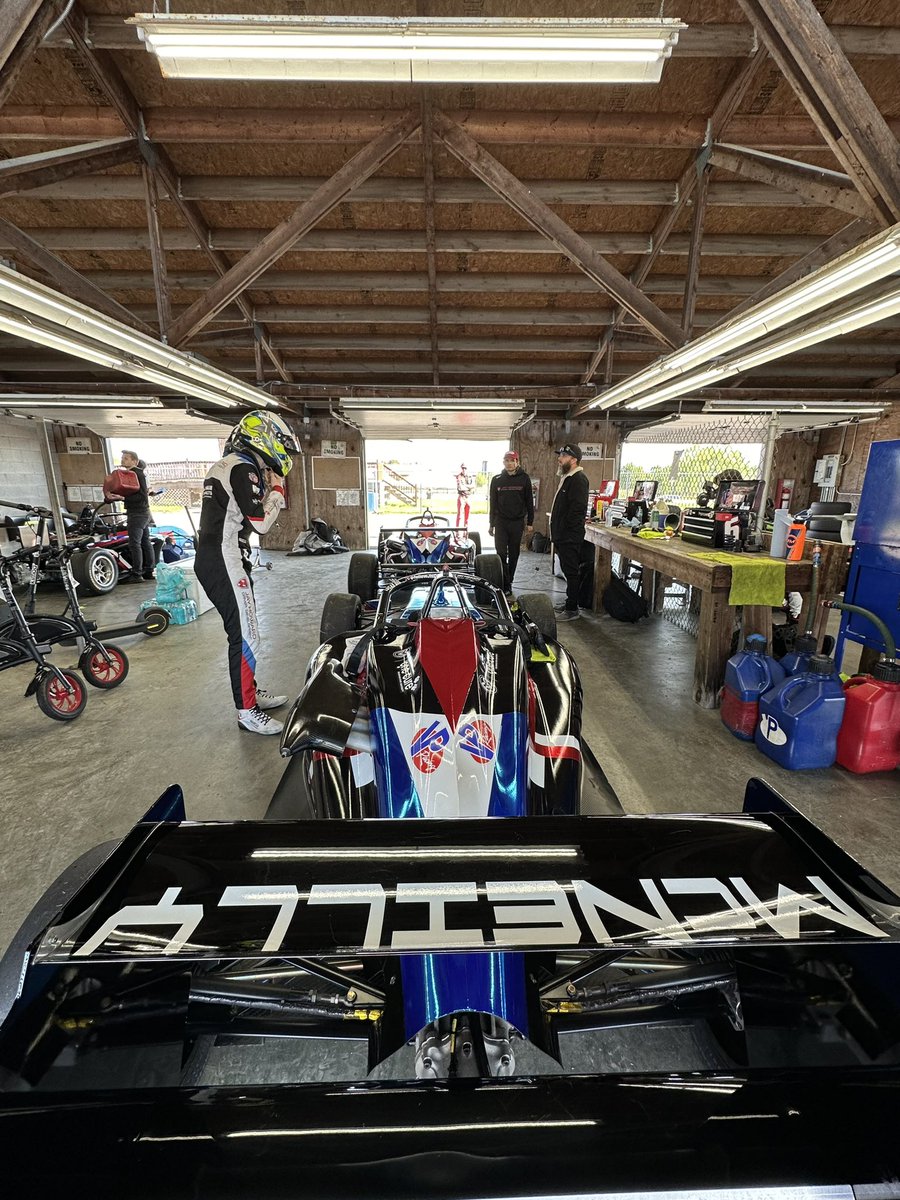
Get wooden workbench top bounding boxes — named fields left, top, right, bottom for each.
left=584, top=522, right=813, bottom=592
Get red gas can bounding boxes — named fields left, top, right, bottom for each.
left=835, top=660, right=900, bottom=774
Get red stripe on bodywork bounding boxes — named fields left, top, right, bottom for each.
left=416, top=617, right=478, bottom=732
left=533, top=742, right=581, bottom=761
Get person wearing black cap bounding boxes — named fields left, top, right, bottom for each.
left=489, top=450, right=534, bottom=591
left=550, top=443, right=589, bottom=620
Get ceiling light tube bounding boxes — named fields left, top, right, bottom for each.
left=0, top=264, right=275, bottom=411
left=588, top=225, right=900, bottom=411
left=2, top=400, right=165, bottom=409
left=130, top=15, right=685, bottom=84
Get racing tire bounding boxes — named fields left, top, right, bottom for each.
left=474, top=552, right=504, bottom=591
left=35, top=669, right=87, bottom=720
left=141, top=606, right=170, bottom=636
left=320, top=592, right=362, bottom=643
left=519, top=592, right=557, bottom=641
left=347, top=552, right=378, bottom=603
left=469, top=531, right=482, bottom=555
left=71, top=547, right=119, bottom=595
left=78, top=642, right=129, bottom=689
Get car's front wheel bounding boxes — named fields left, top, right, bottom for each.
left=347, top=552, right=378, bottom=602
left=71, top=548, right=119, bottom=595
left=320, top=592, right=362, bottom=643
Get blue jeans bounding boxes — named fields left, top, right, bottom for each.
left=126, top=511, right=154, bottom=578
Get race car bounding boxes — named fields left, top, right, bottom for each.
left=1, top=781, right=899, bottom=1195
left=346, top=508, right=484, bottom=605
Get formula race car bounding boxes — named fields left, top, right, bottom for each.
left=1, top=781, right=900, bottom=1195
left=346, top=509, right=484, bottom=605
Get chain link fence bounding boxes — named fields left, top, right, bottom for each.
left=617, top=416, right=771, bottom=639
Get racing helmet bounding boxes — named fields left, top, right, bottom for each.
left=227, top=410, right=297, bottom=476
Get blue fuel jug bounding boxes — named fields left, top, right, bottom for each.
left=721, top=634, right=785, bottom=740
left=755, top=655, right=846, bottom=769
left=780, top=633, right=818, bottom=676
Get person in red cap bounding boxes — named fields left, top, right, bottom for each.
left=489, top=450, right=534, bottom=591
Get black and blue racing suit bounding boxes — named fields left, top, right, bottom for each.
left=194, top=451, right=284, bottom=710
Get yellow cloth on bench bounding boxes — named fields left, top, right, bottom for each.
left=688, top=552, right=786, bottom=606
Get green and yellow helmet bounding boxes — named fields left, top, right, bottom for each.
left=228, top=410, right=298, bottom=477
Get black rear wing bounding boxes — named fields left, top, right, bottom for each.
left=30, top=780, right=900, bottom=965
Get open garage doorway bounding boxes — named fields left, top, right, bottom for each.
left=365, top=438, right=511, bottom=549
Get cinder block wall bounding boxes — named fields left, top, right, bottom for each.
left=0, top=416, right=52, bottom=508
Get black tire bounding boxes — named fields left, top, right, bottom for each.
left=474, top=552, right=504, bottom=591
left=519, top=592, right=557, bottom=641
left=71, top=547, right=119, bottom=595
left=320, top=592, right=362, bottom=643
left=141, top=606, right=170, bottom=636
left=469, top=531, right=482, bottom=555
left=347, top=552, right=378, bottom=602
left=78, top=642, right=129, bottom=689
left=35, top=669, right=87, bottom=720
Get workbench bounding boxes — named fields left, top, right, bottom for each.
left=584, top=523, right=847, bottom=708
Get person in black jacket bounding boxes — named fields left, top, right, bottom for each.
left=549, top=443, right=590, bottom=621
left=113, top=450, right=156, bottom=583
left=488, top=450, right=534, bottom=591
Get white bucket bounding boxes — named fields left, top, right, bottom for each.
left=771, top=509, right=793, bottom=558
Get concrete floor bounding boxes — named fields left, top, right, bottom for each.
left=1, top=545, right=897, bottom=954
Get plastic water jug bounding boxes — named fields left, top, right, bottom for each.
left=721, top=633, right=786, bottom=740
left=755, top=655, right=846, bottom=769
left=835, top=660, right=900, bottom=774
left=780, top=633, right=819, bottom=676
left=770, top=509, right=793, bottom=558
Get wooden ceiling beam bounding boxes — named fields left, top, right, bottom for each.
left=0, top=138, right=138, bottom=197
left=11, top=175, right=874, bottom=209
left=737, top=0, right=900, bottom=225
left=141, top=162, right=170, bottom=338
left=0, top=216, right=153, bottom=333
left=0, top=0, right=63, bottom=109
left=431, top=109, right=686, bottom=349
left=165, top=110, right=422, bottom=347
left=8, top=106, right=900, bottom=150
left=709, top=144, right=871, bottom=218
left=0, top=228, right=833, bottom=258
left=60, top=3, right=292, bottom=385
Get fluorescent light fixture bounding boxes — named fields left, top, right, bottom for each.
left=130, top=15, right=685, bottom=84
left=1, top=399, right=165, bottom=409
left=589, top=224, right=900, bottom=412
left=703, top=400, right=885, bottom=415
left=0, top=264, right=279, bottom=412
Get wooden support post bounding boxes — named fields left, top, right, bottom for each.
left=420, top=95, right=440, bottom=386
left=695, top=591, right=736, bottom=708
left=742, top=605, right=774, bottom=646
left=166, top=111, right=421, bottom=347
left=592, top=542, right=613, bottom=612
left=682, top=164, right=710, bottom=335
left=141, top=162, right=170, bottom=337
left=431, top=110, right=686, bottom=350
left=0, top=138, right=138, bottom=196
left=737, top=0, right=900, bottom=224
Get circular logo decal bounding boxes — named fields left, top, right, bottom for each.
left=411, top=720, right=450, bottom=774
left=459, top=719, right=496, bottom=764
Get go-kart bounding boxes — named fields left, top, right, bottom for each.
left=346, top=508, right=483, bottom=604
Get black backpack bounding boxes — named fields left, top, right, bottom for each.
left=602, top=574, right=648, bottom=623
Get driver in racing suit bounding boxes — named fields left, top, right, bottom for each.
left=195, top=410, right=298, bottom=735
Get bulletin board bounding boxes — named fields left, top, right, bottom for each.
left=311, top=456, right=362, bottom=490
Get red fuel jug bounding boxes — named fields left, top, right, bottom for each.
left=836, top=660, right=900, bottom=774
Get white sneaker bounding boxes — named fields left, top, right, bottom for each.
left=255, top=688, right=288, bottom=710
left=237, top=705, right=283, bottom=735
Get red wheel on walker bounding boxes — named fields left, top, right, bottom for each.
left=36, top=670, right=87, bottom=720
left=79, top=643, right=129, bottom=689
